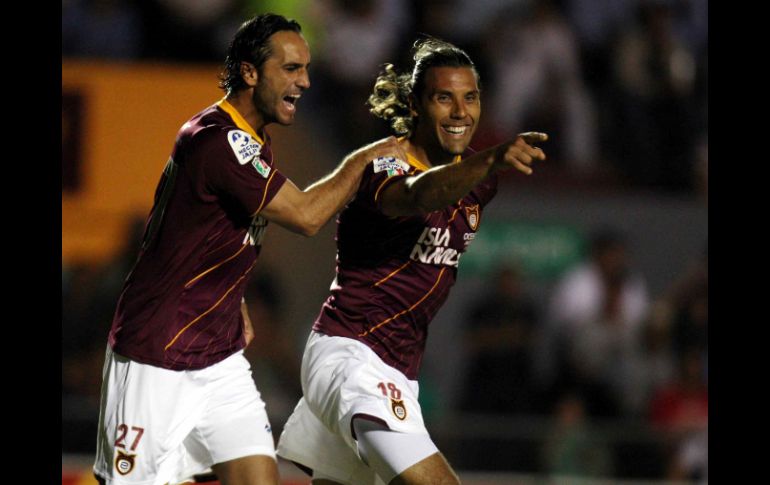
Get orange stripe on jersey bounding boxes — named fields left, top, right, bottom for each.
left=373, top=260, right=412, bottom=287
left=165, top=260, right=257, bottom=351
left=184, top=243, right=249, bottom=289
left=447, top=206, right=461, bottom=223
left=252, top=169, right=278, bottom=217
left=217, top=99, right=265, bottom=144
left=359, top=267, right=447, bottom=337
left=374, top=175, right=401, bottom=203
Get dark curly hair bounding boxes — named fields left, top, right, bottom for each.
left=219, top=13, right=302, bottom=94
left=367, top=37, right=478, bottom=137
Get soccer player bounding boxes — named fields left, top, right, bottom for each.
left=92, top=13, right=403, bottom=485
left=276, top=38, right=547, bottom=485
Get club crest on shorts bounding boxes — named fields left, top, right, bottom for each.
left=115, top=450, right=136, bottom=476
left=390, top=399, right=408, bottom=421
left=465, top=204, right=480, bottom=231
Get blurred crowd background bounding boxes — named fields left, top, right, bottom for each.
left=62, top=0, right=707, bottom=483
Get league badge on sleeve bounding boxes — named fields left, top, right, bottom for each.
left=251, top=157, right=272, bottom=178
left=227, top=129, right=262, bottom=165
left=373, top=157, right=410, bottom=178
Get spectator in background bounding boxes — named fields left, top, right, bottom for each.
left=607, top=0, right=699, bottom=191
left=649, top=347, right=708, bottom=483
left=537, top=228, right=649, bottom=418
left=477, top=0, right=598, bottom=172
left=309, top=0, right=411, bottom=148
left=541, top=391, right=614, bottom=478
left=460, top=264, right=540, bottom=414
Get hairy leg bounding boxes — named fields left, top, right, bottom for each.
left=211, top=455, right=279, bottom=485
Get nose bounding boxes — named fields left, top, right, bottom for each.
left=297, top=69, right=310, bottom=90
left=450, top=98, right=466, bottom=119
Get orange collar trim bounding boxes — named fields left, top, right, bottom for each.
left=217, top=98, right=265, bottom=144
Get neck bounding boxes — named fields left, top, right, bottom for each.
left=225, top=89, right=266, bottom=134
left=401, top=137, right=454, bottom=169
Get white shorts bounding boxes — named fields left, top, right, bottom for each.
left=276, top=331, right=433, bottom=484
left=93, top=346, right=275, bottom=485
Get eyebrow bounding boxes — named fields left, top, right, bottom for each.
left=433, top=89, right=480, bottom=96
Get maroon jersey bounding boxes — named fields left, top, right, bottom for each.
left=314, top=153, right=498, bottom=379
left=109, top=99, right=287, bottom=370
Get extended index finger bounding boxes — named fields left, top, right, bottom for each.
left=517, top=132, right=549, bottom=144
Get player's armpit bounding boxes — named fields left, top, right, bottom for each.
left=378, top=176, right=423, bottom=218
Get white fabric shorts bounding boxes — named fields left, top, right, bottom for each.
left=276, top=331, right=434, bottom=484
left=93, top=346, right=275, bottom=485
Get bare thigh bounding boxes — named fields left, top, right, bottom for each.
left=390, top=452, right=460, bottom=485
left=212, top=455, right=279, bottom=485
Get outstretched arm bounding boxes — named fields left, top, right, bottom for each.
left=380, top=132, right=548, bottom=217
left=259, top=136, right=406, bottom=236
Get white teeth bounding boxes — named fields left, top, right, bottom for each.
left=444, top=126, right=466, bottom=134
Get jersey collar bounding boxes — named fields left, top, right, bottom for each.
left=217, top=98, right=266, bottom=145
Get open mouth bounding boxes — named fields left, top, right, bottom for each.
left=441, top=125, right=469, bottom=136
left=282, top=94, right=300, bottom=112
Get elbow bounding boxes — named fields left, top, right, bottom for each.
left=299, top=223, right=321, bottom=237
left=296, top=213, right=323, bottom=237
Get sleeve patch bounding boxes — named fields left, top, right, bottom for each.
left=227, top=129, right=262, bottom=165
left=252, top=157, right=272, bottom=178
left=372, top=157, right=410, bottom=177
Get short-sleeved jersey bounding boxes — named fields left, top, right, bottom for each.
left=109, top=99, right=287, bottom=370
left=313, top=153, right=498, bottom=379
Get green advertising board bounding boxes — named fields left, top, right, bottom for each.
left=460, top=220, right=586, bottom=280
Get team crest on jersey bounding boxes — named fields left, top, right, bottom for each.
left=390, top=399, right=408, bottom=421
left=115, top=450, right=136, bottom=476
left=465, top=204, right=480, bottom=231
left=373, top=157, right=410, bottom=178
left=227, top=129, right=263, bottom=165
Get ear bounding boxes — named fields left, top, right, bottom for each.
left=240, top=62, right=258, bottom=87
left=407, top=93, right=419, bottom=118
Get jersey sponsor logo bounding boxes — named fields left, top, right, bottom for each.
left=244, top=215, right=268, bottom=246
left=391, top=399, right=408, bottom=421
left=410, top=227, right=460, bottom=267
left=115, top=450, right=136, bottom=476
left=227, top=129, right=262, bottom=165
left=372, top=157, right=410, bottom=177
left=252, top=157, right=271, bottom=178
left=465, top=204, right=480, bottom=231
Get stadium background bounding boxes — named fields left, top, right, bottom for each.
left=62, top=0, right=708, bottom=483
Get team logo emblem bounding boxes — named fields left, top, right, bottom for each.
left=465, top=204, right=480, bottom=231
left=391, top=399, right=408, bottom=421
left=227, top=129, right=262, bottom=165
left=115, top=450, right=136, bottom=476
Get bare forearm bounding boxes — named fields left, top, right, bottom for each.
left=259, top=136, right=404, bottom=236
left=299, top=154, right=368, bottom=228
left=406, top=151, right=495, bottom=213
left=381, top=133, right=546, bottom=217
